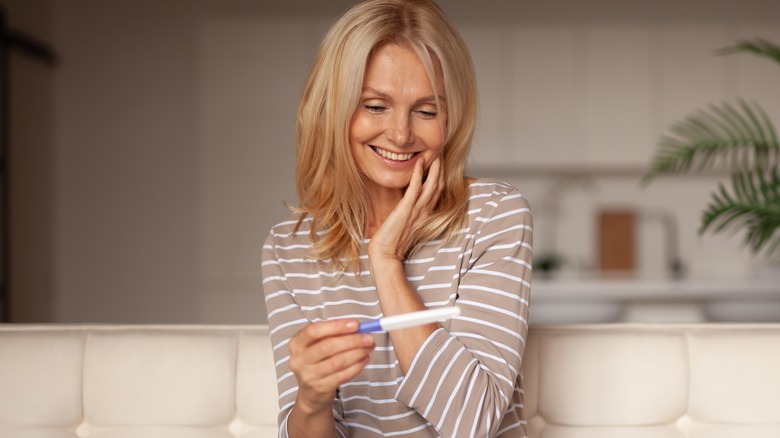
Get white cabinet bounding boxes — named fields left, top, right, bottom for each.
left=584, top=24, right=655, bottom=167
left=458, top=24, right=513, bottom=166
left=658, top=24, right=728, bottom=132
left=512, top=25, right=584, bottom=167
left=463, top=20, right=780, bottom=172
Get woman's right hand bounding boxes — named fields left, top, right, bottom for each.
left=288, top=319, right=375, bottom=414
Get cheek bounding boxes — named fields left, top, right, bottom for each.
left=348, top=118, right=369, bottom=170
left=348, top=116, right=361, bottom=143
left=426, top=112, right=447, bottom=152
left=422, top=123, right=446, bottom=153
left=350, top=114, right=380, bottom=142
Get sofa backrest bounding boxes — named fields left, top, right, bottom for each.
left=0, top=325, right=278, bottom=437
left=523, top=324, right=780, bottom=438
left=1, top=324, right=779, bottom=437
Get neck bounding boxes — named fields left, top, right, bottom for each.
left=365, top=187, right=403, bottom=238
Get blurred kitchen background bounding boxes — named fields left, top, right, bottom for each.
left=2, top=0, right=779, bottom=324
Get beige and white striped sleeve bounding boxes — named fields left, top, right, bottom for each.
left=261, top=228, right=350, bottom=438
left=395, top=188, right=532, bottom=437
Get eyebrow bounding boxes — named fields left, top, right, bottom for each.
left=362, top=87, right=447, bottom=104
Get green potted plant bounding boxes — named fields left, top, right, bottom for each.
left=644, top=38, right=780, bottom=257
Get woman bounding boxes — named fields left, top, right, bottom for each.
left=261, top=0, right=532, bottom=436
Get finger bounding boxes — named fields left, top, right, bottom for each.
left=290, top=319, right=359, bottom=351
left=429, top=156, right=445, bottom=208
left=325, top=353, right=372, bottom=386
left=416, top=156, right=442, bottom=212
left=295, top=340, right=373, bottom=388
left=296, top=349, right=372, bottom=410
left=304, top=353, right=372, bottom=394
left=308, top=344, right=374, bottom=383
left=404, top=157, right=426, bottom=202
left=311, top=332, right=375, bottom=362
left=406, top=158, right=441, bottom=223
left=389, top=158, right=425, bottom=223
left=291, top=331, right=374, bottom=372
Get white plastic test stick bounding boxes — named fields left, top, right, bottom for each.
left=357, top=306, right=461, bottom=333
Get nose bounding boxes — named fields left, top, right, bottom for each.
left=386, top=112, right=413, bottom=147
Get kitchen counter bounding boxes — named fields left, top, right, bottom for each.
left=530, top=278, right=780, bottom=324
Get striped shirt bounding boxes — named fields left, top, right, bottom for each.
left=261, top=178, right=532, bottom=437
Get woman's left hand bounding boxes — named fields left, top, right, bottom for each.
left=368, top=156, right=444, bottom=261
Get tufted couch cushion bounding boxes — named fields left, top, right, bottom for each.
left=0, top=324, right=779, bottom=437
left=0, top=326, right=278, bottom=438
left=524, top=324, right=780, bottom=438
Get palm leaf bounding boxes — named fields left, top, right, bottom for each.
left=718, top=38, right=780, bottom=67
left=643, top=100, right=779, bottom=183
left=701, top=170, right=780, bottom=255
left=646, top=38, right=780, bottom=256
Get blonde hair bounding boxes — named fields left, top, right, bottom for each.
left=295, top=0, right=477, bottom=270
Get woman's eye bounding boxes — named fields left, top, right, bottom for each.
left=364, top=105, right=385, bottom=113
left=418, top=110, right=437, bottom=118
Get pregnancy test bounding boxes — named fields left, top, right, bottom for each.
left=357, top=306, right=461, bottom=333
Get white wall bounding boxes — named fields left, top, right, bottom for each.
left=6, top=0, right=779, bottom=323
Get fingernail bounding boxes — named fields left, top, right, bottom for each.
left=345, top=321, right=358, bottom=330
left=362, top=335, right=374, bottom=345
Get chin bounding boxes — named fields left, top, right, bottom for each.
left=368, top=174, right=412, bottom=191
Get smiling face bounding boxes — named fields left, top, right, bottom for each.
left=349, top=43, right=447, bottom=202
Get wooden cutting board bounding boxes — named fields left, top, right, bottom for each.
left=598, top=209, right=636, bottom=272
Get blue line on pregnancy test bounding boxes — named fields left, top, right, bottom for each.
left=357, top=306, right=461, bottom=333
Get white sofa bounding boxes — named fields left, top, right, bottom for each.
left=1, top=324, right=779, bottom=438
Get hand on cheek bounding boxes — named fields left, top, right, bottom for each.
left=368, top=156, right=444, bottom=261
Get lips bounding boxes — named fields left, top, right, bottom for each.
left=370, top=145, right=415, bottom=162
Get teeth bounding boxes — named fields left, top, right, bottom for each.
left=372, top=146, right=414, bottom=161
